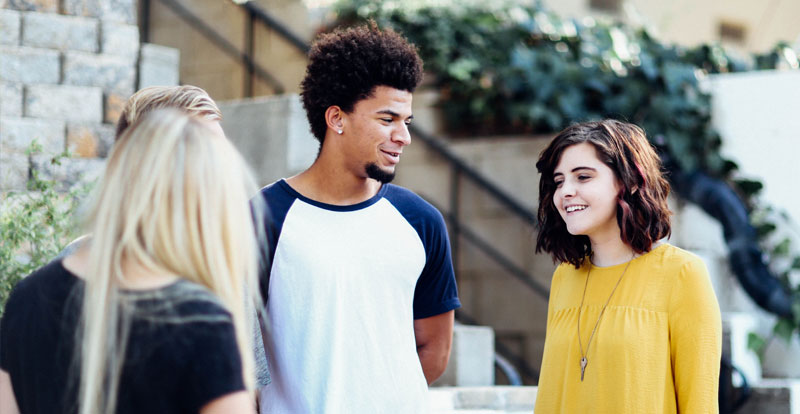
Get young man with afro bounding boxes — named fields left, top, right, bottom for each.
left=256, top=23, right=461, bottom=412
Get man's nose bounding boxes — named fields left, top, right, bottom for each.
left=393, top=123, right=411, bottom=146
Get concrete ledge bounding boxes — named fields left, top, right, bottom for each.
left=22, top=11, right=99, bottom=52
left=25, top=84, right=103, bottom=123
left=138, top=43, right=179, bottom=88
left=430, top=386, right=537, bottom=413
left=435, top=324, right=495, bottom=386
left=0, top=9, right=21, bottom=46
left=4, top=0, right=57, bottom=12
left=62, top=0, right=136, bottom=24
left=63, top=51, right=136, bottom=93
left=0, top=82, right=23, bottom=117
left=0, top=152, right=28, bottom=191
left=0, top=45, right=59, bottom=84
left=66, top=123, right=114, bottom=158
left=100, top=20, right=139, bottom=58
left=30, top=154, right=103, bottom=190
left=219, top=94, right=317, bottom=187
left=740, top=379, right=800, bottom=414
left=723, top=312, right=763, bottom=385
left=0, top=116, right=65, bottom=154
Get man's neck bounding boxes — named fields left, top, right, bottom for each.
left=287, top=158, right=382, bottom=206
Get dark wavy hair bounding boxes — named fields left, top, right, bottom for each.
left=535, top=119, right=672, bottom=267
left=300, top=22, right=423, bottom=143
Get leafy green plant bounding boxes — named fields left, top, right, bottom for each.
left=0, top=143, right=90, bottom=316
left=334, top=0, right=796, bottom=176
left=332, top=0, right=800, bottom=350
left=747, top=204, right=800, bottom=352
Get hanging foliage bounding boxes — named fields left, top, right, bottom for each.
left=332, top=0, right=800, bottom=346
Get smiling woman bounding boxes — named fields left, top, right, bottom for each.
left=552, top=142, right=622, bottom=244
left=533, top=119, right=722, bottom=413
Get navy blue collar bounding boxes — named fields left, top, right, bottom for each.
left=277, top=179, right=391, bottom=212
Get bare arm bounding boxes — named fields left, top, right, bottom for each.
left=199, top=390, right=255, bottom=414
left=414, top=310, right=455, bottom=385
left=0, top=370, right=20, bottom=414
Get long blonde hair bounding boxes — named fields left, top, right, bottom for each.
left=77, top=109, right=261, bottom=414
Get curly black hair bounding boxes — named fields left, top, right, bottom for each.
left=300, top=22, right=423, bottom=143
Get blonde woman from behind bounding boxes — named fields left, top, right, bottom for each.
left=0, top=109, right=263, bottom=414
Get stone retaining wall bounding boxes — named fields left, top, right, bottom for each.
left=0, top=0, right=177, bottom=191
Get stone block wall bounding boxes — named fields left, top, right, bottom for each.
left=0, top=0, right=164, bottom=192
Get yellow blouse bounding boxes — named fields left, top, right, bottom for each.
left=534, top=244, right=722, bottom=413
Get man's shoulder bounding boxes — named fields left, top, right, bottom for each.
left=257, top=179, right=298, bottom=216
left=259, top=179, right=291, bottom=199
left=382, top=184, right=443, bottom=222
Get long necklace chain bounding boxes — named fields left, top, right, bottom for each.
left=576, top=255, right=634, bottom=382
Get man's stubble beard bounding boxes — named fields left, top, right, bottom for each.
left=365, top=163, right=395, bottom=184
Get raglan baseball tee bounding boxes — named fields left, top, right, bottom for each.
left=257, top=179, right=460, bottom=413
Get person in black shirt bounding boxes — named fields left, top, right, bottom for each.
left=55, top=85, right=272, bottom=390
left=0, top=110, right=264, bottom=414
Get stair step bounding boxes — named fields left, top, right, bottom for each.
left=429, top=386, right=536, bottom=413
left=739, top=379, right=800, bottom=414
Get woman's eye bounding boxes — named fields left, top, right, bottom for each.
left=554, top=180, right=564, bottom=188
left=578, top=175, right=591, bottom=181
left=381, top=118, right=392, bottom=123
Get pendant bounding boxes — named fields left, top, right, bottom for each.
left=580, top=357, right=587, bottom=381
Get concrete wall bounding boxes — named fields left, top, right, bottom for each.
left=144, top=0, right=310, bottom=102
left=543, top=0, right=800, bottom=52
left=711, top=70, right=800, bottom=227
left=218, top=94, right=317, bottom=187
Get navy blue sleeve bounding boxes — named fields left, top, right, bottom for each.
left=254, top=180, right=297, bottom=304
left=384, top=185, right=461, bottom=319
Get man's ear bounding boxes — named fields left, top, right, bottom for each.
left=325, top=106, right=345, bottom=134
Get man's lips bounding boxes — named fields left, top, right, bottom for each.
left=381, top=149, right=401, bottom=164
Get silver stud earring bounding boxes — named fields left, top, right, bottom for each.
left=337, top=129, right=343, bottom=135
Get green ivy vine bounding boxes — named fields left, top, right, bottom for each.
left=0, top=143, right=88, bottom=316
left=332, top=0, right=800, bottom=348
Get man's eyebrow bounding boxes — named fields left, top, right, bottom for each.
left=377, top=110, right=413, bottom=119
